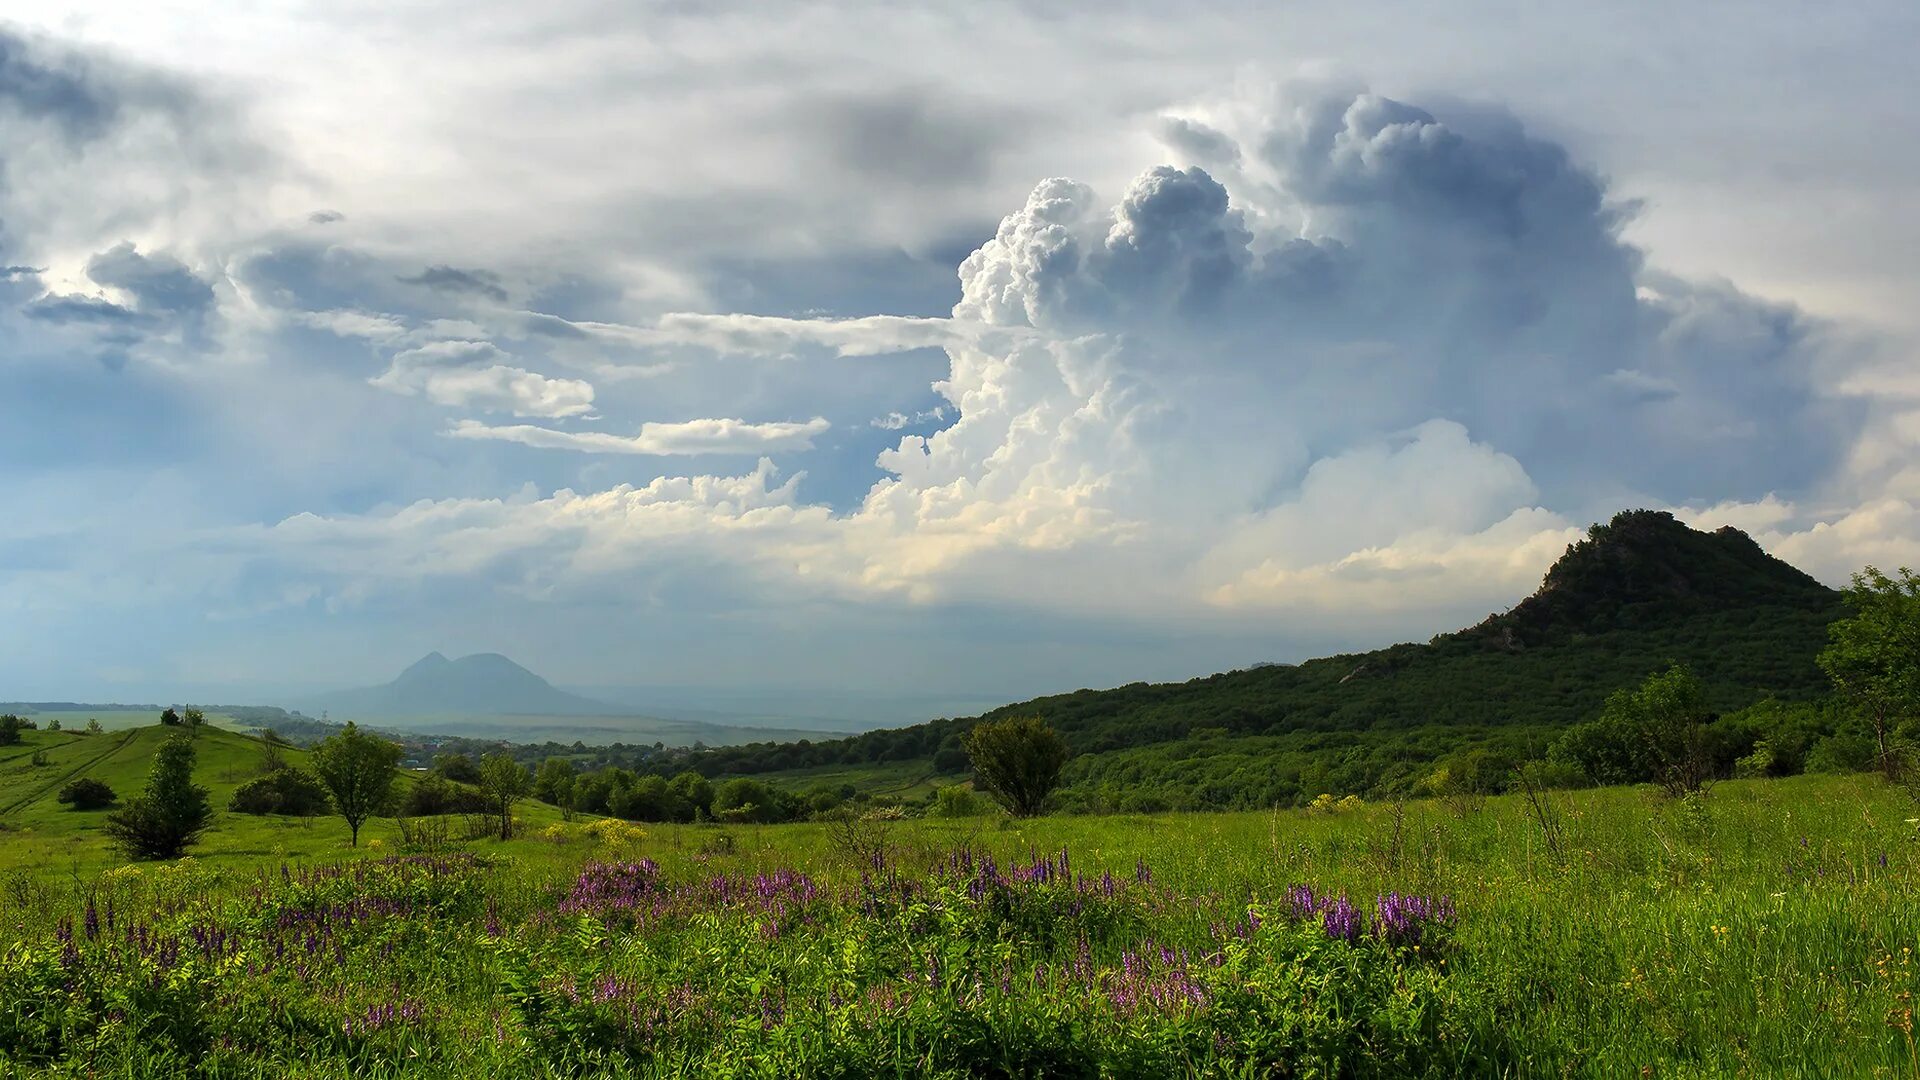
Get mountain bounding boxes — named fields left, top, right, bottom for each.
left=683, top=510, right=1849, bottom=805
left=311, top=652, right=617, bottom=717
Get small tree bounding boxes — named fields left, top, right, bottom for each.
left=533, top=757, right=577, bottom=808
left=1601, top=664, right=1716, bottom=797
left=478, top=753, right=531, bottom=840
left=434, top=753, right=482, bottom=785
left=46, top=718, right=60, bottom=732
left=310, top=722, right=402, bottom=846
left=160, top=707, right=182, bottom=726
left=102, top=733, right=212, bottom=858
left=181, top=707, right=207, bottom=737
left=85, top=718, right=104, bottom=736
left=962, top=716, right=1071, bottom=817
left=1819, top=566, right=1920, bottom=780
left=0, top=714, right=23, bottom=746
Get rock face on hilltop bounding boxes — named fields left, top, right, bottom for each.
left=311, top=653, right=615, bottom=717
left=1464, top=509, right=1837, bottom=647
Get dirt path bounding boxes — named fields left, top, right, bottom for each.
left=0, top=729, right=139, bottom=817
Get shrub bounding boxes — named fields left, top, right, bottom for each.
left=931, top=785, right=993, bottom=818
left=401, top=774, right=491, bottom=817
left=56, top=777, right=115, bottom=810
left=228, top=768, right=332, bottom=816
left=962, top=717, right=1071, bottom=818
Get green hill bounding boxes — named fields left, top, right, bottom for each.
left=0, top=724, right=573, bottom=872
left=675, top=511, right=1849, bottom=806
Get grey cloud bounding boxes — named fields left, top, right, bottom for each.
left=398, top=265, right=510, bottom=303
left=800, top=88, right=1027, bottom=186
left=308, top=209, right=344, bottom=224
left=24, top=293, right=142, bottom=326
left=86, top=242, right=214, bottom=316
left=1157, top=117, right=1241, bottom=168
left=0, top=31, right=119, bottom=139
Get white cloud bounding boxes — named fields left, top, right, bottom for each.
left=368, top=340, right=595, bottom=418
left=292, top=309, right=407, bottom=342
left=447, top=416, right=831, bottom=455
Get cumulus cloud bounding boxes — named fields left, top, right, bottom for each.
left=232, top=83, right=1880, bottom=635
left=447, top=416, right=831, bottom=455
left=369, top=340, right=595, bottom=418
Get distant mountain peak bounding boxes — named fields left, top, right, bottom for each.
left=1467, top=508, right=1835, bottom=645
left=314, top=651, right=610, bottom=717
left=398, top=652, right=452, bottom=677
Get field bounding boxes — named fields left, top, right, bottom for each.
left=2, top=727, right=1918, bottom=1077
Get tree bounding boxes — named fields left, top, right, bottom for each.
left=0, top=714, right=23, bottom=746
left=160, top=707, right=182, bottom=726
left=478, top=753, right=531, bottom=840
left=310, top=722, right=402, bottom=846
left=84, top=718, right=104, bottom=736
left=533, top=757, right=577, bottom=807
left=668, top=771, right=713, bottom=818
left=46, top=718, right=60, bottom=732
left=181, top=707, right=207, bottom=737
left=57, top=777, right=115, bottom=810
left=102, top=733, right=212, bottom=858
left=434, top=753, right=482, bottom=785
left=1599, top=664, right=1715, bottom=797
left=961, top=716, right=1071, bottom=817
left=1819, top=566, right=1920, bottom=779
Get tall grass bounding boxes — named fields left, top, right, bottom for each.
left=0, top=773, right=1915, bottom=1076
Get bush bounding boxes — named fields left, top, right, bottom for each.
left=931, top=785, right=993, bottom=818
left=228, top=768, right=332, bottom=816
left=56, top=777, right=115, bottom=810
left=962, top=717, right=1071, bottom=818
left=400, top=773, right=491, bottom=817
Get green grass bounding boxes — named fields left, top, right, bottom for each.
left=2, top=748, right=1918, bottom=1076
left=7, top=709, right=254, bottom=734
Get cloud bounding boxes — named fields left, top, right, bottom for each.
left=448, top=416, right=831, bottom=455
left=85, top=242, right=214, bottom=316
left=308, top=209, right=343, bottom=224
left=369, top=340, right=595, bottom=418
left=871, top=407, right=946, bottom=430
left=291, top=309, right=408, bottom=342
left=397, top=266, right=510, bottom=303
left=223, top=83, right=1874, bottom=638
left=23, top=293, right=140, bottom=325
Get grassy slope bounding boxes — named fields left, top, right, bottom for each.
left=7, top=709, right=254, bottom=733
left=0, top=771, right=1916, bottom=1074
left=0, top=725, right=570, bottom=874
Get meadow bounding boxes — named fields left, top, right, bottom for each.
left=1, top=724, right=1916, bottom=1077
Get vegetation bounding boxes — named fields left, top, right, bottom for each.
left=650, top=513, right=1847, bottom=811
left=1819, top=565, right=1920, bottom=779
left=228, top=768, right=333, bottom=817
left=310, top=723, right=404, bottom=847
left=479, top=752, right=532, bottom=840
left=0, top=774, right=1917, bottom=1076
left=55, top=777, right=115, bottom=811
left=99, top=733, right=212, bottom=859
left=962, top=716, right=1071, bottom=816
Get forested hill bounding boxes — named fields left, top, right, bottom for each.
left=684, top=510, right=1845, bottom=784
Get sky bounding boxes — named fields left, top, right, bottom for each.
left=1, top=1, right=1918, bottom=714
